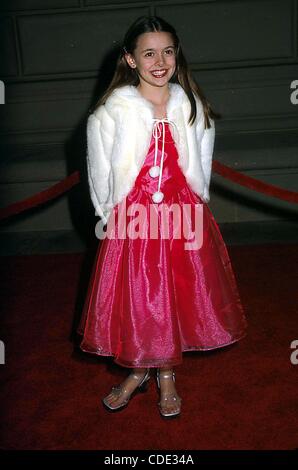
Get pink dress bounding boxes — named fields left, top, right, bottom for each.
left=77, top=121, right=248, bottom=368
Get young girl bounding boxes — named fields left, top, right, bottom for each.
left=77, top=15, right=248, bottom=419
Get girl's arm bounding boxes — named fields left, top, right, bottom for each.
left=86, top=109, right=114, bottom=225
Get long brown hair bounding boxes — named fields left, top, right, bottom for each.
left=94, top=15, right=220, bottom=128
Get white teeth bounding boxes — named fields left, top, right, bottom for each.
left=152, top=72, right=166, bottom=78
left=152, top=70, right=166, bottom=77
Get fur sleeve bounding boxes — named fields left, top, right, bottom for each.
left=199, top=116, right=215, bottom=202
left=86, top=109, right=114, bottom=225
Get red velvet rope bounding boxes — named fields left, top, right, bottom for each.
left=0, top=171, right=80, bottom=221
left=0, top=162, right=297, bottom=222
left=212, top=161, right=298, bottom=204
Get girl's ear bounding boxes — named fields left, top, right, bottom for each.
left=125, top=53, right=137, bottom=69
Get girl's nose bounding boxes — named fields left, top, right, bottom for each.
left=156, top=54, right=164, bottom=66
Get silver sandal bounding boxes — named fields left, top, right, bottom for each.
left=102, top=369, right=151, bottom=412
left=156, top=369, right=182, bottom=418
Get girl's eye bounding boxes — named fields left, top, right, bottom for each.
left=144, top=49, right=174, bottom=57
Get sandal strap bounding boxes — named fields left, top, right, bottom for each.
left=130, top=373, right=146, bottom=380
left=157, top=370, right=176, bottom=384
left=109, top=369, right=149, bottom=397
left=159, top=393, right=182, bottom=403
left=158, top=394, right=182, bottom=414
left=111, top=384, right=126, bottom=395
left=159, top=373, right=175, bottom=379
left=130, top=369, right=150, bottom=384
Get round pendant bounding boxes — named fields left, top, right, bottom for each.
left=152, top=191, right=164, bottom=203
left=149, top=165, right=160, bottom=178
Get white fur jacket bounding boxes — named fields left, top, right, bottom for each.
left=87, top=82, right=215, bottom=225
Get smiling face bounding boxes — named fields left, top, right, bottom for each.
left=125, top=31, right=176, bottom=92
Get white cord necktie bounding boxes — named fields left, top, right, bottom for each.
left=150, top=118, right=179, bottom=203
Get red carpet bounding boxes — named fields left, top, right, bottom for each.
left=0, top=243, right=297, bottom=450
